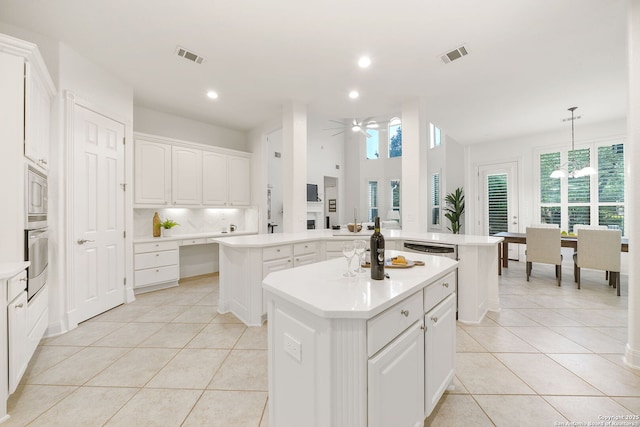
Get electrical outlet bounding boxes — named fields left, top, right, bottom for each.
left=283, top=333, right=301, bottom=361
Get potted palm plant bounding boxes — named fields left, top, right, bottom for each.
left=444, top=187, right=465, bottom=234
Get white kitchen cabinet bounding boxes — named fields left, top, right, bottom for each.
left=262, top=245, right=293, bottom=278
left=134, top=140, right=172, bottom=205
left=293, top=242, right=318, bottom=267
left=368, top=321, right=425, bottom=427
left=134, top=241, right=179, bottom=292
left=7, top=289, right=27, bottom=395
left=202, top=151, right=228, bottom=205
left=227, top=155, right=251, bottom=206
left=424, top=292, right=456, bottom=417
left=134, top=133, right=251, bottom=207
left=24, top=61, right=54, bottom=170
left=172, top=146, right=202, bottom=205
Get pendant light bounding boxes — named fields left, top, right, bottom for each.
left=550, top=106, right=596, bottom=179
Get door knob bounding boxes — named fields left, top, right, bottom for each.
left=77, top=239, right=95, bottom=245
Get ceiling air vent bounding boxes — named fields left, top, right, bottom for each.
left=440, top=45, right=469, bottom=64
left=176, top=46, right=205, bottom=64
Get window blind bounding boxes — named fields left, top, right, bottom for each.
left=540, top=152, right=561, bottom=203
left=567, top=148, right=590, bottom=203
left=368, top=181, right=378, bottom=221
left=598, top=144, right=624, bottom=203
left=487, top=174, right=508, bottom=235
left=431, top=174, right=440, bottom=226
left=390, top=179, right=400, bottom=210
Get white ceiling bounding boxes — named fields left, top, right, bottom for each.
left=0, top=0, right=628, bottom=144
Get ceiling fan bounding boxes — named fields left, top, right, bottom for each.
left=325, top=118, right=379, bottom=138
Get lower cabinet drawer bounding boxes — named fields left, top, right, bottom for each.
left=424, top=271, right=456, bottom=313
left=293, top=242, right=316, bottom=256
left=135, top=250, right=178, bottom=270
left=263, top=245, right=292, bottom=261
left=182, top=238, right=206, bottom=246
left=7, top=270, right=27, bottom=303
left=135, top=240, right=178, bottom=254
left=367, top=291, right=423, bottom=357
left=135, top=265, right=179, bottom=287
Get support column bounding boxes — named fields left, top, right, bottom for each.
left=625, top=0, right=640, bottom=370
left=401, top=98, right=429, bottom=232
left=282, top=101, right=308, bottom=233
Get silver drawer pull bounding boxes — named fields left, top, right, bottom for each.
left=431, top=316, right=438, bottom=324
left=156, top=269, right=159, bottom=272
left=156, top=254, right=159, bottom=257
left=15, top=303, right=24, bottom=308
left=443, top=282, right=449, bottom=288
left=277, top=249, right=281, bottom=252
left=19, top=277, right=27, bottom=282
left=287, top=259, right=291, bottom=263
left=420, top=324, right=426, bottom=331
left=401, top=309, right=409, bottom=317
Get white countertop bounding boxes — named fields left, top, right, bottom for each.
left=213, top=229, right=502, bottom=247
left=0, top=261, right=29, bottom=280
left=263, top=250, right=458, bottom=319
left=134, top=230, right=257, bottom=244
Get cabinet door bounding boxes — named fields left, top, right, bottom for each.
left=424, top=293, right=456, bottom=417
left=134, top=140, right=172, bottom=205
left=202, top=151, right=228, bottom=205
left=262, top=257, right=292, bottom=279
left=24, top=61, right=52, bottom=169
left=172, top=146, right=202, bottom=205
left=368, top=321, right=424, bottom=427
left=227, top=155, right=251, bottom=206
left=8, top=291, right=28, bottom=394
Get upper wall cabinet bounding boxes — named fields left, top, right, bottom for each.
left=24, top=61, right=54, bottom=170
left=172, top=146, right=202, bottom=205
left=134, top=133, right=251, bottom=208
left=0, top=34, right=56, bottom=172
left=227, top=155, right=251, bottom=206
left=134, top=140, right=172, bottom=205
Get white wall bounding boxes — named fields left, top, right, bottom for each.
left=307, top=113, right=345, bottom=227
left=133, top=105, right=247, bottom=151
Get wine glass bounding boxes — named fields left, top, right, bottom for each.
left=354, top=240, right=367, bottom=273
left=342, top=242, right=356, bottom=277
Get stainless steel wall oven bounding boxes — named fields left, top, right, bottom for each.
left=25, top=228, right=48, bottom=300
left=24, top=164, right=49, bottom=300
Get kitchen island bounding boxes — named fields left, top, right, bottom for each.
left=263, top=250, right=458, bottom=426
left=213, top=229, right=501, bottom=325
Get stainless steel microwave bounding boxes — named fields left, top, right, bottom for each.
left=25, top=164, right=48, bottom=229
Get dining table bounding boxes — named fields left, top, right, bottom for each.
left=493, top=231, right=629, bottom=275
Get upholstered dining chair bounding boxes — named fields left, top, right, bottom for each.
left=525, top=226, right=562, bottom=286
left=573, top=228, right=622, bottom=296
left=572, top=224, right=608, bottom=280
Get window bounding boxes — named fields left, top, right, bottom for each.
left=487, top=174, right=508, bottom=235
left=390, top=179, right=400, bottom=212
left=366, top=129, right=379, bottom=159
left=431, top=173, right=440, bottom=226
left=598, top=144, right=625, bottom=232
left=368, top=181, right=379, bottom=221
left=430, top=123, right=442, bottom=148
left=538, top=142, right=625, bottom=234
left=388, top=117, right=402, bottom=158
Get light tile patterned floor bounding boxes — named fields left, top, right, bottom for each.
left=5, top=263, right=638, bottom=426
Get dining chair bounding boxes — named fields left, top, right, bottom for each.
left=572, top=224, right=608, bottom=280
left=573, top=229, right=622, bottom=295
left=525, top=227, right=562, bottom=286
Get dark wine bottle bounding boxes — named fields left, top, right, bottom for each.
left=370, top=216, right=385, bottom=280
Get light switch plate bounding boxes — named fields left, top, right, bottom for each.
left=283, top=333, right=301, bottom=362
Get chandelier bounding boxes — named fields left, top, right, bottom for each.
left=550, top=106, right=596, bottom=179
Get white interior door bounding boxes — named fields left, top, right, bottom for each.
left=480, top=161, right=519, bottom=260
left=73, top=105, right=125, bottom=323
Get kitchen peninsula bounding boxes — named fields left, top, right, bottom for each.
left=263, top=251, right=458, bottom=426
left=213, top=230, right=502, bottom=325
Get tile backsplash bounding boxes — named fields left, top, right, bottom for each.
left=134, top=208, right=259, bottom=238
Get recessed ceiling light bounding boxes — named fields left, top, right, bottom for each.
left=358, top=56, right=371, bottom=68
left=207, top=90, right=218, bottom=99
left=349, top=90, right=359, bottom=99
